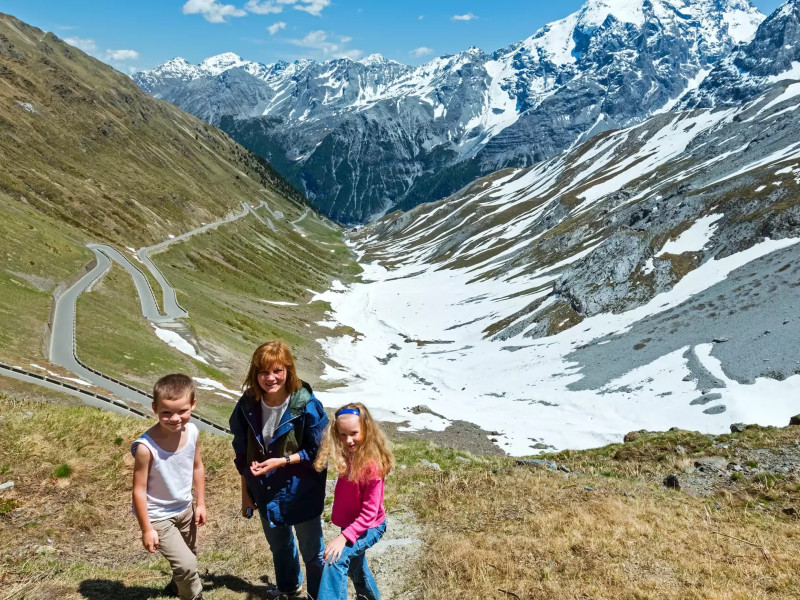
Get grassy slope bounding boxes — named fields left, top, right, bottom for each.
left=3, top=387, right=800, bottom=599
left=0, top=14, right=359, bottom=400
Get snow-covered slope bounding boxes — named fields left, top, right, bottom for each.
left=134, top=0, right=764, bottom=223
left=312, top=73, right=800, bottom=455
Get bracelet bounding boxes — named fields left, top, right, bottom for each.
left=284, top=453, right=291, bottom=466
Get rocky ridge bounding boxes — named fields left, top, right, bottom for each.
left=133, top=0, right=763, bottom=223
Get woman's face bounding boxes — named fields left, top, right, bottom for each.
left=257, top=362, right=287, bottom=395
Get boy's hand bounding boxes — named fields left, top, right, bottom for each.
left=194, top=504, right=207, bottom=527
left=323, top=534, right=348, bottom=564
left=250, top=458, right=282, bottom=477
left=142, top=528, right=159, bottom=553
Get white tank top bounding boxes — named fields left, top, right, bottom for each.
left=131, top=423, right=198, bottom=522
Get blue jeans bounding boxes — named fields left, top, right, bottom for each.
left=259, top=511, right=325, bottom=599
left=318, top=521, right=386, bottom=600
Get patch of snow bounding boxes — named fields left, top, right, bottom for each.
left=656, top=214, right=722, bottom=256
left=152, top=326, right=208, bottom=364
left=29, top=363, right=93, bottom=387
left=193, top=377, right=240, bottom=396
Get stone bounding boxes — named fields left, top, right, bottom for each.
left=783, top=507, right=797, bottom=516
left=558, top=465, right=571, bottom=473
left=35, top=545, right=55, bottom=555
left=730, top=423, right=747, bottom=433
left=454, top=456, right=472, bottom=463
left=790, top=414, right=800, bottom=426
left=703, top=405, right=727, bottom=415
left=663, top=474, right=681, bottom=489
left=0, top=481, right=13, bottom=491
left=420, top=459, right=441, bottom=471
left=695, top=457, right=729, bottom=471
left=623, top=430, right=642, bottom=443
left=531, top=442, right=549, bottom=449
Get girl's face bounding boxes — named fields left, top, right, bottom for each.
left=337, top=414, right=362, bottom=453
left=257, top=362, right=287, bottom=395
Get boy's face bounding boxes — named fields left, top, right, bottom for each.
left=152, top=392, right=195, bottom=432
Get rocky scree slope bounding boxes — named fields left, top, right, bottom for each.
left=354, top=43, right=800, bottom=388
left=134, top=0, right=763, bottom=223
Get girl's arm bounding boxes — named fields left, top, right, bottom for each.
left=324, top=476, right=384, bottom=563
left=132, top=444, right=158, bottom=553
left=193, top=441, right=207, bottom=526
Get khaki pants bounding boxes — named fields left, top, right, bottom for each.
left=152, top=505, right=202, bottom=600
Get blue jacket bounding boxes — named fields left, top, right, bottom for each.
left=229, top=381, right=328, bottom=526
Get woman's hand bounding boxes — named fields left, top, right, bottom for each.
left=323, top=534, right=348, bottom=564
left=249, top=458, right=284, bottom=477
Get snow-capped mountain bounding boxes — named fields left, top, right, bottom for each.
left=681, top=0, right=800, bottom=108
left=134, top=0, right=764, bottom=223
left=316, top=53, right=800, bottom=453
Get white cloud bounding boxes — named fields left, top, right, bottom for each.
left=246, top=0, right=330, bottom=17
left=105, top=49, right=139, bottom=61
left=267, top=21, right=287, bottom=34
left=64, top=37, right=97, bottom=53
left=246, top=0, right=283, bottom=14
left=418, top=15, right=424, bottom=20
left=289, top=0, right=330, bottom=16
left=289, top=30, right=362, bottom=59
left=452, top=12, right=477, bottom=21
left=182, top=0, right=247, bottom=23
left=410, top=46, right=433, bottom=58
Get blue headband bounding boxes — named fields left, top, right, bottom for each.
left=336, top=408, right=360, bottom=417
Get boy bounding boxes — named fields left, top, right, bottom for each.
left=132, top=373, right=206, bottom=600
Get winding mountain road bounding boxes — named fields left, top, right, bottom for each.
left=42, top=201, right=270, bottom=432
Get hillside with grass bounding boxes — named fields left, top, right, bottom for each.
left=2, top=382, right=800, bottom=599
left=0, top=13, right=360, bottom=415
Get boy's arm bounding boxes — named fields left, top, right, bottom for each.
left=193, top=440, right=207, bottom=526
left=132, top=444, right=159, bottom=553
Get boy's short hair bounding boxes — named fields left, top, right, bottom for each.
left=153, top=373, right=195, bottom=405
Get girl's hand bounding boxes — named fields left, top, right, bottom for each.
left=250, top=458, right=283, bottom=477
left=323, top=534, right=348, bottom=564
left=194, top=504, right=207, bottom=527
left=142, top=528, right=159, bottom=553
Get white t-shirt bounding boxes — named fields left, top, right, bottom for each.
left=261, top=397, right=289, bottom=444
left=131, top=423, right=198, bottom=522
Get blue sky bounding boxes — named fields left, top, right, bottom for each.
left=3, top=0, right=787, bottom=73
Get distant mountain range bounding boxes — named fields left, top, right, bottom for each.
left=134, top=0, right=764, bottom=223
left=318, top=0, right=800, bottom=452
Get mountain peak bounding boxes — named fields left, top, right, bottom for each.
left=200, top=52, right=247, bottom=75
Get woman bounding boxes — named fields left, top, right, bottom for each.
left=230, top=341, right=329, bottom=599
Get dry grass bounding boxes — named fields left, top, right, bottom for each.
left=410, top=466, right=800, bottom=600
left=4, top=388, right=800, bottom=599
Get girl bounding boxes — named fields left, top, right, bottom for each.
left=229, top=341, right=329, bottom=600
left=314, top=403, right=394, bottom=600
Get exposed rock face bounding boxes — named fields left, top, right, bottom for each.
left=133, top=0, right=763, bottom=223
left=680, top=0, right=800, bottom=108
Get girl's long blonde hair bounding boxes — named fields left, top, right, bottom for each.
left=314, top=403, right=394, bottom=482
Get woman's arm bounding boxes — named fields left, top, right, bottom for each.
left=296, top=397, right=329, bottom=463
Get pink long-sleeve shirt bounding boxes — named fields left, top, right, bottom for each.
left=331, top=465, right=386, bottom=543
